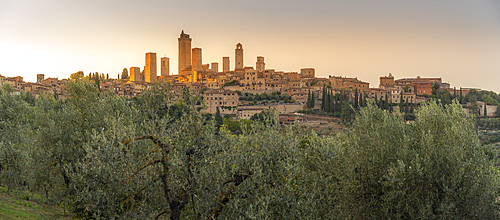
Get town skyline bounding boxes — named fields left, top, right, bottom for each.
left=1, top=0, right=500, bottom=92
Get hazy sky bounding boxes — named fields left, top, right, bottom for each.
left=1, top=0, right=500, bottom=92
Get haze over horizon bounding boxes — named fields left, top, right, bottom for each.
left=1, top=0, right=500, bottom=92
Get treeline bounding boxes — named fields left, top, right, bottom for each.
left=0, top=81, right=499, bottom=219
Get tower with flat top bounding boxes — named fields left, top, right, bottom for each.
left=178, top=30, right=192, bottom=73
left=145, top=52, right=157, bottom=82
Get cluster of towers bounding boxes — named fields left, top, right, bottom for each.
left=129, top=30, right=266, bottom=83
left=129, top=52, right=169, bottom=83
left=177, top=30, right=254, bottom=75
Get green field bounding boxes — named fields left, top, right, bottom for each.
left=0, top=187, right=69, bottom=220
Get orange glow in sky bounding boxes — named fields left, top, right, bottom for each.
left=1, top=0, right=500, bottom=92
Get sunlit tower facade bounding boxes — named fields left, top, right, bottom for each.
left=235, top=43, right=243, bottom=70
left=256, top=56, right=265, bottom=72
left=223, top=57, right=230, bottom=73
left=161, top=57, right=169, bottom=77
left=178, top=30, right=192, bottom=73
left=145, top=52, right=157, bottom=82
left=192, top=48, right=202, bottom=72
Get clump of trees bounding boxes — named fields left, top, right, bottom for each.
left=0, top=81, right=499, bottom=219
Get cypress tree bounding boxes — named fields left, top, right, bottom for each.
left=325, top=89, right=330, bottom=112
left=354, top=89, right=359, bottom=109
left=363, top=92, right=367, bottom=107
left=94, top=72, right=101, bottom=92
left=330, top=90, right=335, bottom=113
left=359, top=92, right=363, bottom=107
left=375, top=93, right=378, bottom=108
left=453, top=87, right=457, bottom=100
left=379, top=96, right=383, bottom=109
left=311, top=91, right=315, bottom=108
left=484, top=104, right=488, bottom=118
left=322, top=85, right=326, bottom=110
left=307, top=90, right=311, bottom=108
left=400, top=94, right=404, bottom=113
left=215, top=107, right=223, bottom=129
left=384, top=93, right=389, bottom=110
left=405, top=97, right=409, bottom=113
left=460, top=88, right=463, bottom=104
left=389, top=99, right=393, bottom=113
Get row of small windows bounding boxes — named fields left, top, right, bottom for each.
left=210, top=102, right=235, bottom=105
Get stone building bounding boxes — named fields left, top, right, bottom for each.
left=379, top=73, right=395, bottom=88
left=145, top=52, right=157, bottom=82
left=235, top=43, right=244, bottom=70
left=130, top=67, right=141, bottom=82
left=222, top=57, right=230, bottom=73
left=211, top=62, right=218, bottom=73
left=203, top=89, right=238, bottom=115
left=161, top=57, right=169, bottom=77
left=37, top=74, right=44, bottom=83
left=256, top=56, right=265, bottom=72
left=192, top=48, right=202, bottom=72
left=178, top=30, right=192, bottom=72
left=300, top=68, right=315, bottom=78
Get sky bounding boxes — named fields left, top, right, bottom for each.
left=1, top=0, right=500, bottom=92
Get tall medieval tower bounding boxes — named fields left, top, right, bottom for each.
left=161, top=57, right=169, bottom=77
left=192, top=48, right=202, bottom=72
left=145, top=52, right=157, bottom=82
left=235, top=43, right=243, bottom=70
left=256, top=56, right=265, bottom=72
left=222, top=57, right=230, bottom=73
left=178, top=30, right=192, bottom=73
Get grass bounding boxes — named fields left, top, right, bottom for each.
left=0, top=186, right=70, bottom=219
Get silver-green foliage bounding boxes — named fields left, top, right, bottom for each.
left=1, top=80, right=499, bottom=219
left=328, top=101, right=500, bottom=219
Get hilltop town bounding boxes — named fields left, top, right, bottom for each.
left=0, top=30, right=497, bottom=119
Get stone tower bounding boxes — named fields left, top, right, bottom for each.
left=161, top=57, right=169, bottom=77
left=145, top=52, right=157, bottom=82
left=379, top=73, right=395, bottom=88
left=256, top=56, right=265, bottom=72
left=211, top=62, right=218, bottom=73
left=222, top=57, right=230, bottom=73
left=192, top=48, right=202, bottom=72
left=130, top=67, right=141, bottom=82
left=37, top=74, right=44, bottom=83
left=235, top=43, right=243, bottom=70
left=178, top=30, right=192, bottom=73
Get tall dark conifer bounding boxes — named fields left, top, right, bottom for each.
left=354, top=89, right=359, bottom=109
left=405, top=97, right=409, bottom=113
left=330, top=90, right=334, bottom=113
left=307, top=90, right=311, bottom=108
left=400, top=94, right=404, bottom=113
left=311, top=91, right=315, bottom=108
left=322, top=85, right=326, bottom=110
left=384, top=94, right=388, bottom=110
left=460, top=88, right=463, bottom=104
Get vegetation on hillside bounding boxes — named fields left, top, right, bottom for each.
left=0, top=81, right=499, bottom=219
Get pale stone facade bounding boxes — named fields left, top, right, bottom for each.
left=130, top=67, right=141, bottom=82
left=37, top=74, right=44, bottom=83
left=300, top=68, right=315, bottom=78
left=161, top=57, right=169, bottom=77
left=204, top=89, right=238, bottom=115
left=256, top=56, right=265, bottom=72
left=145, top=52, right=157, bottom=82
left=379, top=73, right=394, bottom=88
left=192, top=48, right=202, bottom=72
left=211, top=62, right=218, bottom=73
left=235, top=43, right=243, bottom=70
left=222, top=57, right=230, bottom=73
left=178, top=30, right=192, bottom=73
